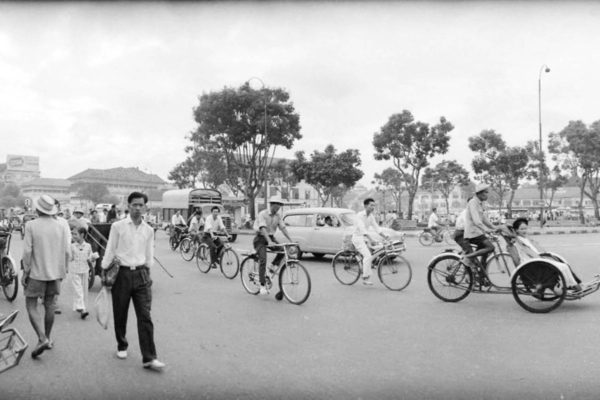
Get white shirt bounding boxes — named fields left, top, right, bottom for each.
left=171, top=214, right=186, bottom=226
left=101, top=217, right=154, bottom=269
left=428, top=212, right=439, bottom=228
left=189, top=216, right=204, bottom=233
left=455, top=209, right=467, bottom=230
left=204, top=215, right=226, bottom=233
left=353, top=210, right=382, bottom=238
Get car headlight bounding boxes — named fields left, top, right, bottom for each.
left=287, top=245, right=300, bottom=259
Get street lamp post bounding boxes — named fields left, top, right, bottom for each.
left=247, top=77, right=269, bottom=209
left=538, top=64, right=550, bottom=227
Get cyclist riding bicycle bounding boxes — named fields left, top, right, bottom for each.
left=463, top=184, right=496, bottom=283
left=203, top=206, right=228, bottom=269
left=189, top=210, right=204, bottom=244
left=351, top=198, right=390, bottom=286
left=253, top=195, right=293, bottom=295
left=428, top=207, right=441, bottom=239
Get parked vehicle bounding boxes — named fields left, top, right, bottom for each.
left=274, top=207, right=405, bottom=259
left=161, top=189, right=238, bottom=242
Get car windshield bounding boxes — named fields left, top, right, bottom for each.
left=340, top=212, right=356, bottom=226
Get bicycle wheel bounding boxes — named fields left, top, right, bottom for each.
left=377, top=254, right=412, bottom=291
left=240, top=256, right=260, bottom=295
left=419, top=232, right=433, bottom=246
left=486, top=252, right=516, bottom=288
left=279, top=261, right=311, bottom=305
left=195, top=243, right=212, bottom=273
left=220, top=248, right=240, bottom=279
left=331, top=250, right=361, bottom=285
left=1, top=256, right=18, bottom=302
left=511, top=261, right=566, bottom=313
left=180, top=238, right=195, bottom=262
left=427, top=254, right=473, bottom=302
left=443, top=230, right=455, bottom=245
left=169, top=236, right=178, bottom=251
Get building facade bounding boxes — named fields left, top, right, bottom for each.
left=0, top=154, right=41, bottom=185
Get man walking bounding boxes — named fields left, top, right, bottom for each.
left=102, top=192, right=165, bottom=371
left=21, top=194, right=70, bottom=358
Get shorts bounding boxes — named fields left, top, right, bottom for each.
left=24, top=278, right=61, bottom=298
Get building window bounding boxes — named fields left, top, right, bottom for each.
left=304, top=191, right=311, bottom=200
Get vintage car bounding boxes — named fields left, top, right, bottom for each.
left=274, top=207, right=405, bottom=259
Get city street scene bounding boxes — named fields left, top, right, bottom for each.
left=1, top=1, right=600, bottom=399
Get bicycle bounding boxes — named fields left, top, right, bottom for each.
left=195, top=233, right=240, bottom=279
left=179, top=233, right=201, bottom=262
left=418, top=225, right=454, bottom=246
left=0, top=229, right=18, bottom=302
left=240, top=243, right=311, bottom=305
left=0, top=311, right=28, bottom=373
left=331, top=239, right=412, bottom=291
left=168, top=225, right=188, bottom=251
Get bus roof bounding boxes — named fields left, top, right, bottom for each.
left=162, top=188, right=222, bottom=209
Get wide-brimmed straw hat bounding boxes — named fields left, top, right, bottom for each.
left=268, top=195, right=285, bottom=205
left=475, top=183, right=490, bottom=193
left=34, top=195, right=58, bottom=216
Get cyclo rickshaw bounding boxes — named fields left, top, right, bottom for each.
left=426, top=227, right=600, bottom=313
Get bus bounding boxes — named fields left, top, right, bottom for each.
left=161, top=188, right=238, bottom=241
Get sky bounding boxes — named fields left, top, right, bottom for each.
left=1, top=1, right=600, bottom=188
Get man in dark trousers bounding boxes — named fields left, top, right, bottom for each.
left=107, top=204, right=118, bottom=223
left=102, top=192, right=165, bottom=371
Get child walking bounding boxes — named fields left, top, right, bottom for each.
left=69, top=227, right=93, bottom=319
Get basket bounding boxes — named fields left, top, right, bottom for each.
left=0, top=328, right=28, bottom=373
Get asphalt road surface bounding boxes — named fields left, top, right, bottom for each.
left=2, top=231, right=600, bottom=400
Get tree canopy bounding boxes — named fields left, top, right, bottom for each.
left=71, top=182, right=111, bottom=204
left=373, top=110, right=453, bottom=219
left=373, top=167, right=408, bottom=216
left=422, top=160, right=470, bottom=215
left=291, top=144, right=363, bottom=207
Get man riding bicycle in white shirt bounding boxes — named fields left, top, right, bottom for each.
left=351, top=198, right=390, bottom=286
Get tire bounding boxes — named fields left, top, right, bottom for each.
left=169, top=236, right=178, bottom=251
left=378, top=254, right=412, bottom=291
left=419, top=232, right=433, bottom=246
left=279, top=261, right=311, bottom=305
left=443, top=230, right=455, bottom=245
left=195, top=243, right=211, bottom=273
left=240, top=256, right=260, bottom=295
left=427, top=254, right=473, bottom=302
left=312, top=253, right=325, bottom=260
left=180, top=238, right=195, bottom=262
left=511, top=261, right=566, bottom=313
left=486, top=252, right=516, bottom=288
left=1, top=257, right=18, bottom=302
left=220, top=248, right=240, bottom=279
left=332, top=250, right=361, bottom=285
left=229, top=234, right=237, bottom=243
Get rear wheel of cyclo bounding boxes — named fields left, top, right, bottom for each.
left=427, top=254, right=473, bottom=302
left=180, top=238, right=195, bottom=262
left=195, top=244, right=212, bottom=273
left=419, top=232, right=433, bottom=246
left=377, top=254, right=412, bottom=291
left=1, top=257, right=18, bottom=302
left=220, top=248, right=240, bottom=279
left=279, top=261, right=311, bottom=305
left=511, top=261, right=566, bottom=313
left=486, top=252, right=516, bottom=288
left=332, top=250, right=361, bottom=285
left=240, top=256, right=260, bottom=295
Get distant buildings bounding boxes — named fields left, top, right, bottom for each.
left=0, top=154, right=41, bottom=185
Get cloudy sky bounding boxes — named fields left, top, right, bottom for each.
left=1, top=1, right=599, bottom=187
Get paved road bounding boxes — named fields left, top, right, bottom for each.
left=2, top=232, right=600, bottom=399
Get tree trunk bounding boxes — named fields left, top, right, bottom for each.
left=578, top=185, right=585, bottom=224
left=407, top=190, right=416, bottom=220
left=444, top=196, right=450, bottom=216
left=247, top=192, right=257, bottom=220
left=506, top=190, right=515, bottom=219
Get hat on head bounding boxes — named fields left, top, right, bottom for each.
left=268, top=195, right=285, bottom=205
left=475, top=183, right=490, bottom=193
left=73, top=208, right=84, bottom=215
left=34, top=195, right=58, bottom=216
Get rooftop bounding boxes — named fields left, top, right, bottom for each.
left=68, top=167, right=165, bottom=185
left=21, top=178, right=72, bottom=188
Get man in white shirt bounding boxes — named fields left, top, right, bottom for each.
left=351, top=198, right=389, bottom=286
left=102, top=192, right=165, bottom=371
left=204, top=206, right=228, bottom=268
left=428, top=208, right=440, bottom=238
left=171, top=211, right=186, bottom=227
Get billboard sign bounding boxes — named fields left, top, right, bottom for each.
left=6, top=155, right=39, bottom=172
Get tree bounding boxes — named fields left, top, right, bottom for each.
left=267, top=159, right=299, bottom=201
left=190, top=83, right=301, bottom=219
left=372, top=110, right=453, bottom=219
left=469, top=130, right=529, bottom=218
left=291, top=145, right=363, bottom=207
left=0, top=183, right=25, bottom=208
left=169, top=137, right=228, bottom=190
left=71, top=182, right=110, bottom=204
left=422, top=160, right=470, bottom=215
left=549, top=120, right=600, bottom=221
left=373, top=168, right=408, bottom=216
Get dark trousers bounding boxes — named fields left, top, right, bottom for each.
left=253, top=234, right=284, bottom=285
left=453, top=229, right=472, bottom=254
left=203, top=233, right=223, bottom=265
left=111, top=267, right=156, bottom=363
